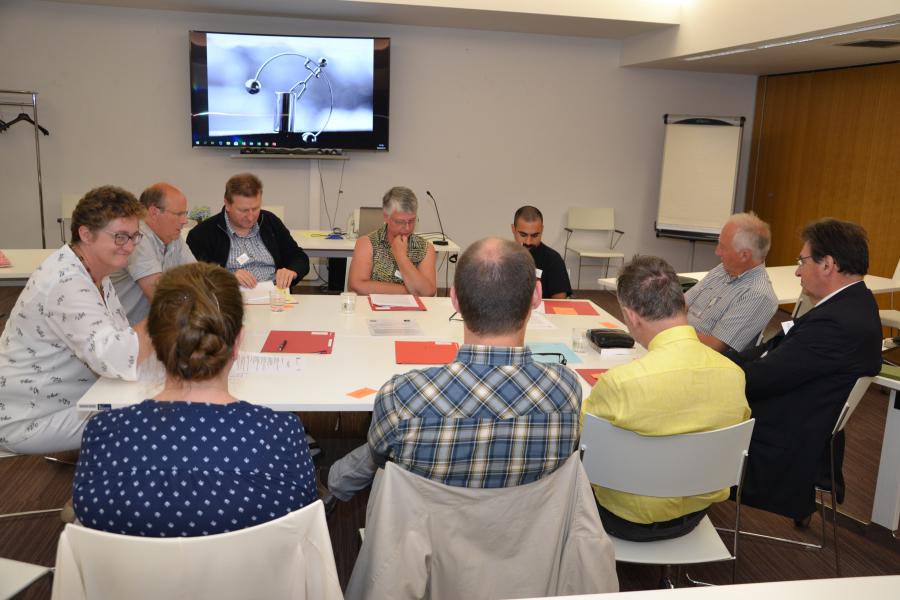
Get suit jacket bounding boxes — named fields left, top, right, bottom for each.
left=186, top=208, right=309, bottom=287
left=731, top=281, right=882, bottom=519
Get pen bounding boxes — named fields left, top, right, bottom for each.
left=277, top=339, right=287, bottom=352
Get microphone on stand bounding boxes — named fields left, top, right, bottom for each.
left=425, top=190, right=449, bottom=246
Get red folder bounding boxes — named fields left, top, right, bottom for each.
left=368, top=296, right=427, bottom=311
left=395, top=341, right=459, bottom=364
left=543, top=300, right=599, bottom=316
left=261, top=330, right=335, bottom=354
left=575, top=368, right=608, bottom=386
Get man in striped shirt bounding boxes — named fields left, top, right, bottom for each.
left=326, top=238, right=582, bottom=500
left=685, top=212, right=778, bottom=353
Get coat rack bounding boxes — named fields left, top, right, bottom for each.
left=0, top=89, right=48, bottom=248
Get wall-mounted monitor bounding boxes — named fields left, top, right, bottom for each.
left=190, top=31, right=390, bottom=151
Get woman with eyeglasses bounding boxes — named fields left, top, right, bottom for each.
left=348, top=186, right=437, bottom=297
left=0, top=186, right=151, bottom=454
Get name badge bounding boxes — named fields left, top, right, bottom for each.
left=394, top=269, right=403, bottom=281
left=236, top=253, right=250, bottom=266
left=535, top=268, right=543, bottom=279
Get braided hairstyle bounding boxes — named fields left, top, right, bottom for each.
left=148, top=263, right=243, bottom=381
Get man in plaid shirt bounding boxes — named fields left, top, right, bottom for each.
left=327, top=238, right=582, bottom=501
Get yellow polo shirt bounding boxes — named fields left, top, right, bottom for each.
left=581, top=325, right=750, bottom=524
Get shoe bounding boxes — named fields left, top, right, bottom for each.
left=316, top=467, right=337, bottom=517
left=793, top=514, right=812, bottom=529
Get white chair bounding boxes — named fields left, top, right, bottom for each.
left=727, top=376, right=874, bottom=576
left=579, top=414, right=755, bottom=588
left=881, top=259, right=900, bottom=328
left=563, top=207, right=625, bottom=289
left=56, top=194, right=81, bottom=244
left=346, top=453, right=618, bottom=600
left=50, top=500, right=343, bottom=600
left=0, top=556, right=51, bottom=598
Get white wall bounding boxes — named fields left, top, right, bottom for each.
left=622, top=0, right=900, bottom=65
left=0, top=0, right=756, bottom=283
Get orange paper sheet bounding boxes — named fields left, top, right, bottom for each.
left=347, top=387, right=377, bottom=398
left=395, top=340, right=459, bottom=364
left=543, top=300, right=598, bottom=316
left=575, top=368, right=608, bottom=386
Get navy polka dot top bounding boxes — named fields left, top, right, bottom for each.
left=73, top=400, right=317, bottom=537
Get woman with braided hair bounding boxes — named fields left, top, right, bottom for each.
left=72, top=262, right=317, bottom=536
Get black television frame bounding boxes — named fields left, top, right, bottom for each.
left=189, top=31, right=390, bottom=151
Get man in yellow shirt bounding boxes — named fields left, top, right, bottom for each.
left=582, top=255, right=750, bottom=541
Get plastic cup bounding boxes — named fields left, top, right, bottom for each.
left=340, top=292, right=357, bottom=314
left=270, top=289, right=287, bottom=312
left=572, top=328, right=589, bottom=353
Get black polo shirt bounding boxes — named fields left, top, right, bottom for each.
left=529, top=243, right=572, bottom=298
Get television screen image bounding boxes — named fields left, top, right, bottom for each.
left=190, top=31, right=390, bottom=151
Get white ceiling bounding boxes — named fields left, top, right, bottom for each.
left=47, top=0, right=900, bottom=75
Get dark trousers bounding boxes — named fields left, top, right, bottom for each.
left=596, top=503, right=707, bottom=542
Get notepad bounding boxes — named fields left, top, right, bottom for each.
left=543, top=300, right=599, bottom=316
left=368, top=294, right=426, bottom=311
left=261, top=330, right=335, bottom=354
left=395, top=341, right=459, bottom=364
left=575, top=368, right=608, bottom=386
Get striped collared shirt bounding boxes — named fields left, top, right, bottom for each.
left=367, top=344, right=582, bottom=488
left=685, top=263, right=778, bottom=352
left=224, top=212, right=276, bottom=283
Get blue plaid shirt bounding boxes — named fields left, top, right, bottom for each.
left=367, top=344, right=582, bottom=488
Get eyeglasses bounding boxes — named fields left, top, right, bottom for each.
left=448, top=311, right=464, bottom=323
left=533, top=352, right=568, bottom=365
left=390, top=217, right=417, bottom=227
left=796, top=255, right=814, bottom=266
left=160, top=208, right=189, bottom=218
left=102, top=230, right=143, bottom=246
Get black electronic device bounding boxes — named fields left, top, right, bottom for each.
left=678, top=275, right=698, bottom=292
left=190, top=31, right=390, bottom=151
left=588, top=328, right=635, bottom=351
left=425, top=190, right=449, bottom=246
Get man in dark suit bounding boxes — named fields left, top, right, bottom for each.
left=728, top=219, right=882, bottom=522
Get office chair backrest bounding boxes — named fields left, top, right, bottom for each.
left=357, top=206, right=383, bottom=237
left=567, top=207, right=615, bottom=232
left=580, top=414, right=755, bottom=498
left=832, top=376, right=874, bottom=436
left=51, top=500, right=342, bottom=600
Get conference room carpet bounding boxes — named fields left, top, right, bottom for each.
left=0, top=286, right=897, bottom=598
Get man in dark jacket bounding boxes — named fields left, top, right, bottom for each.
left=728, top=219, right=882, bottom=521
left=187, top=173, right=309, bottom=289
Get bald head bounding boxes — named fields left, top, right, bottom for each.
left=141, top=182, right=188, bottom=244
left=453, top=238, right=537, bottom=335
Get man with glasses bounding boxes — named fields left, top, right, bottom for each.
left=112, top=182, right=197, bottom=324
left=348, top=186, right=437, bottom=296
left=727, top=219, right=882, bottom=525
left=326, top=238, right=581, bottom=501
left=187, top=173, right=309, bottom=290
left=581, top=255, right=749, bottom=541
left=685, top=212, right=778, bottom=352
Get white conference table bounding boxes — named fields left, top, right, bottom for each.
left=0, top=248, right=55, bottom=286
left=525, top=575, right=900, bottom=600
left=78, top=296, right=638, bottom=413
left=598, top=265, right=900, bottom=305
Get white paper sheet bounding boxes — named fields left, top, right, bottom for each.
left=526, top=311, right=556, bottom=330
left=367, top=318, right=424, bottom=336
left=229, top=352, right=304, bottom=377
left=241, top=281, right=295, bottom=305
left=370, top=293, right=419, bottom=308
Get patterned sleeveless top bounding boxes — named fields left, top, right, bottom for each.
left=368, top=225, right=428, bottom=284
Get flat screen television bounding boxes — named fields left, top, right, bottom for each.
left=190, top=31, right=390, bottom=151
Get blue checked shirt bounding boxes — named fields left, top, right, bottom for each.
left=367, top=344, right=582, bottom=488
left=224, top=213, right=276, bottom=284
